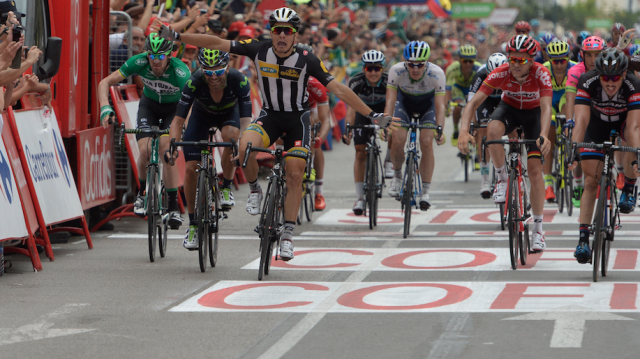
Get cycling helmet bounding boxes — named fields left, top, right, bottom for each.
left=296, top=43, right=314, bottom=54
left=594, top=47, right=628, bottom=76
left=530, top=19, right=540, bottom=27
left=459, top=44, right=478, bottom=59
left=361, top=50, right=386, bottom=66
left=507, top=35, right=537, bottom=56
left=514, top=21, right=530, bottom=33
left=145, top=33, right=173, bottom=54
left=269, top=7, right=301, bottom=30
left=580, top=36, right=606, bottom=58
left=541, top=33, right=557, bottom=45
left=546, top=40, right=570, bottom=58
left=198, top=48, right=230, bottom=68
left=403, top=41, right=431, bottom=62
left=612, top=22, right=626, bottom=33
left=486, top=53, right=507, bottom=72
left=577, top=31, right=591, bottom=46
left=564, top=31, right=575, bottom=41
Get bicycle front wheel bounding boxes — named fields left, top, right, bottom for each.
left=147, top=166, right=158, bottom=263
left=367, top=147, right=376, bottom=230
left=159, top=185, right=168, bottom=258
left=197, top=171, right=209, bottom=273
left=592, top=176, right=608, bottom=282
left=403, top=152, right=414, bottom=238
left=209, top=178, right=220, bottom=268
left=304, top=187, right=313, bottom=222
left=507, top=168, right=519, bottom=270
left=258, top=178, right=278, bottom=280
left=602, top=180, right=617, bottom=276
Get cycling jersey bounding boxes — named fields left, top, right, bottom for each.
left=118, top=52, right=191, bottom=103
left=479, top=62, right=553, bottom=110
left=388, top=62, right=446, bottom=113
left=176, top=68, right=252, bottom=118
left=565, top=62, right=586, bottom=94
left=446, top=60, right=482, bottom=101
left=349, top=71, right=388, bottom=145
left=543, top=60, right=577, bottom=112
left=308, top=77, right=328, bottom=109
left=468, top=66, right=502, bottom=100
left=575, top=70, right=640, bottom=123
left=229, top=39, right=334, bottom=112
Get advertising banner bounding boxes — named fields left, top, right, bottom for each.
left=0, top=116, right=28, bottom=241
left=77, top=126, right=116, bottom=209
left=451, top=3, right=495, bottom=19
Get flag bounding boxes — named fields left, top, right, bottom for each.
left=427, top=0, right=452, bottom=18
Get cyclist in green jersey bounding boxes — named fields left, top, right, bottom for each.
left=98, top=33, right=191, bottom=228
left=445, top=45, right=482, bottom=147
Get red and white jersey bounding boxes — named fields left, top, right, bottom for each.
left=479, top=62, right=553, bottom=110
left=308, top=77, right=328, bottom=109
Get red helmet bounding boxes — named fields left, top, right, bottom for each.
left=507, top=35, right=537, bottom=56
left=580, top=36, right=606, bottom=58
left=514, top=21, right=531, bottom=33
left=612, top=22, right=626, bottom=33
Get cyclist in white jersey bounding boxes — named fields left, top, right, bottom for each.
left=386, top=41, right=446, bottom=210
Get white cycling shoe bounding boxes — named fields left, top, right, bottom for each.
left=246, top=190, right=263, bottom=215
left=480, top=181, right=492, bottom=199
left=384, top=161, right=394, bottom=179
left=531, top=232, right=546, bottom=252
left=388, top=177, right=402, bottom=198
left=280, top=239, right=294, bottom=261
left=493, top=181, right=507, bottom=203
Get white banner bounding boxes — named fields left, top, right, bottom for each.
left=13, top=108, right=84, bottom=224
left=0, top=124, right=28, bottom=240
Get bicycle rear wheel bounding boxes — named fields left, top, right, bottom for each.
left=499, top=203, right=505, bottom=230
left=147, top=166, right=158, bottom=263
left=159, top=185, right=168, bottom=258
left=565, top=169, right=574, bottom=217
left=304, top=188, right=313, bottom=222
left=592, top=177, right=608, bottom=282
left=403, top=152, right=414, bottom=238
left=197, top=171, right=209, bottom=273
left=507, top=168, right=519, bottom=270
left=209, top=178, right=220, bottom=268
left=519, top=177, right=530, bottom=265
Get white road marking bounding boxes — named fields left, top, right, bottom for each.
left=504, top=306, right=634, bottom=348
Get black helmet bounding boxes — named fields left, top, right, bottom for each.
left=269, top=7, right=301, bottom=30
left=595, top=47, right=628, bottom=77
left=144, top=33, right=173, bottom=54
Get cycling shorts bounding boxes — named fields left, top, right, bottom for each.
left=353, top=113, right=375, bottom=146
left=245, top=109, right=311, bottom=158
left=182, top=105, right=241, bottom=162
left=489, top=100, right=541, bottom=159
left=550, top=94, right=567, bottom=128
left=476, top=97, right=501, bottom=124
left=394, top=100, right=436, bottom=127
left=580, top=117, right=627, bottom=161
left=452, top=84, right=469, bottom=102
left=136, top=95, right=177, bottom=141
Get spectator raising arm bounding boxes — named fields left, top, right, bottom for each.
left=152, top=20, right=230, bottom=52
left=171, top=5, right=198, bottom=33
left=0, top=46, right=42, bottom=87
left=137, top=0, right=156, bottom=35
left=110, top=0, right=128, bottom=11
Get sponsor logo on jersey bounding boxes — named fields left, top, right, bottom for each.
left=141, top=78, right=181, bottom=94
left=259, top=61, right=279, bottom=78
left=175, top=67, right=187, bottom=78
left=576, top=89, right=590, bottom=98
left=625, top=79, right=635, bottom=91
left=583, top=76, right=599, bottom=88
left=280, top=67, right=301, bottom=80
left=240, top=39, right=252, bottom=44
left=320, top=60, right=330, bottom=73
left=240, top=77, right=248, bottom=88
left=593, top=104, right=626, bottom=116
left=295, top=140, right=302, bottom=147
left=135, top=58, right=147, bottom=66
left=187, top=79, right=196, bottom=92
left=427, top=71, right=439, bottom=80
left=486, top=69, right=509, bottom=81
left=246, top=124, right=265, bottom=135
left=535, top=66, right=552, bottom=88
left=303, top=50, right=308, bottom=56
left=503, top=90, right=540, bottom=100
left=629, top=93, right=640, bottom=102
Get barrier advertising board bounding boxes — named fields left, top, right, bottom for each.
left=0, top=114, right=28, bottom=241
left=77, top=126, right=116, bottom=209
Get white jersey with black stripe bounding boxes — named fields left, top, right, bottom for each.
left=230, top=40, right=334, bottom=112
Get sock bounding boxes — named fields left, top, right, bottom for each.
left=544, top=174, right=554, bottom=188
left=394, top=170, right=402, bottom=179
left=315, top=179, right=323, bottom=195
left=355, top=182, right=364, bottom=200
left=579, top=224, right=590, bottom=244
left=453, top=124, right=459, bottom=132
left=623, top=176, right=636, bottom=193
left=495, top=165, right=508, bottom=182
left=480, top=162, right=490, bottom=182
left=422, top=182, right=430, bottom=196
left=533, top=215, right=544, bottom=233
left=617, top=164, right=624, bottom=173
left=574, top=174, right=583, bottom=188
left=222, top=178, right=233, bottom=189
left=138, top=179, right=146, bottom=195
left=282, top=221, right=295, bottom=241
left=384, top=150, right=391, bottom=163
left=249, top=180, right=261, bottom=193
left=188, top=213, right=195, bottom=225
left=167, top=188, right=179, bottom=211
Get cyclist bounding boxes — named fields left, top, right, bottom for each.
left=468, top=53, right=508, bottom=199
left=169, top=49, right=251, bottom=250
left=386, top=41, right=446, bottom=210
left=98, top=33, right=190, bottom=228
left=514, top=21, right=531, bottom=36
left=342, top=50, right=388, bottom=215
left=608, top=23, right=631, bottom=56
left=457, top=34, right=553, bottom=253
left=445, top=44, right=481, bottom=147
left=571, top=48, right=640, bottom=263
left=153, top=7, right=398, bottom=261
left=541, top=40, right=577, bottom=203
left=571, top=31, right=591, bottom=62
left=565, top=36, right=606, bottom=207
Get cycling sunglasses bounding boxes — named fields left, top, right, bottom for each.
left=203, top=65, right=228, bottom=77
left=271, top=26, right=297, bottom=35
left=364, top=65, right=383, bottom=72
left=516, top=30, right=529, bottom=34
left=601, top=75, right=622, bottom=82
left=406, top=62, right=426, bottom=69
left=551, top=58, right=568, bottom=65
left=508, top=56, right=530, bottom=65
left=461, top=59, right=475, bottom=64
left=148, top=53, right=168, bottom=60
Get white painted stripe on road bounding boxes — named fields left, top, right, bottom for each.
left=298, top=231, right=640, bottom=239
left=169, top=280, right=640, bottom=313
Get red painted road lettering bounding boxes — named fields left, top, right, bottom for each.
left=271, top=249, right=374, bottom=269
left=381, top=250, right=497, bottom=270
left=490, top=283, right=590, bottom=309
left=198, top=282, right=329, bottom=310
left=337, top=283, right=473, bottom=310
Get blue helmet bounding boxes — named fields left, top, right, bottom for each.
left=403, top=41, right=431, bottom=62
left=530, top=19, right=539, bottom=27
left=577, top=31, right=591, bottom=45
left=541, top=33, right=557, bottom=45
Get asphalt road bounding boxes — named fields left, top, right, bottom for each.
left=3, top=124, right=640, bottom=359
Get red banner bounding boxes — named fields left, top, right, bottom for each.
left=77, top=126, right=116, bottom=209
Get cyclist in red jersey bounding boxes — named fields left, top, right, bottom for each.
left=306, top=75, right=331, bottom=211
left=458, top=35, right=553, bottom=252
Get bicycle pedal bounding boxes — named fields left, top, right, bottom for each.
left=420, top=202, right=430, bottom=211
left=254, top=226, right=260, bottom=234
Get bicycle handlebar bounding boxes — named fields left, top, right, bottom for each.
left=572, top=141, right=640, bottom=172
left=242, top=142, right=308, bottom=168
left=482, top=137, right=545, bottom=165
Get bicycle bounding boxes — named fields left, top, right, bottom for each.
left=450, top=102, right=475, bottom=182
left=573, top=132, right=639, bottom=282
left=399, top=112, right=442, bottom=238
left=345, top=121, right=386, bottom=230
left=170, top=132, right=238, bottom=273
left=483, top=128, right=543, bottom=270
left=242, top=143, right=308, bottom=280
left=299, top=122, right=321, bottom=224
left=119, top=123, right=171, bottom=263
left=551, top=114, right=574, bottom=216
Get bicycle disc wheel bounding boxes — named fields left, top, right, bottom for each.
left=403, top=152, right=414, bottom=238
left=159, top=185, right=168, bottom=258
left=507, top=169, right=519, bottom=270
left=147, top=166, right=157, bottom=263
left=197, top=172, right=209, bottom=273
left=592, top=178, right=608, bottom=282
left=367, top=148, right=376, bottom=230
left=209, top=180, right=220, bottom=268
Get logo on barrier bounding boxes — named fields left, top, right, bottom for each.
left=0, top=150, right=13, bottom=203
left=53, top=129, right=72, bottom=187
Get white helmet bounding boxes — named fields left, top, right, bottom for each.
left=361, top=50, right=386, bottom=66
left=486, top=53, right=508, bottom=72
left=269, top=8, right=301, bottom=30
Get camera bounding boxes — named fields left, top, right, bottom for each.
left=200, top=8, right=208, bottom=15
